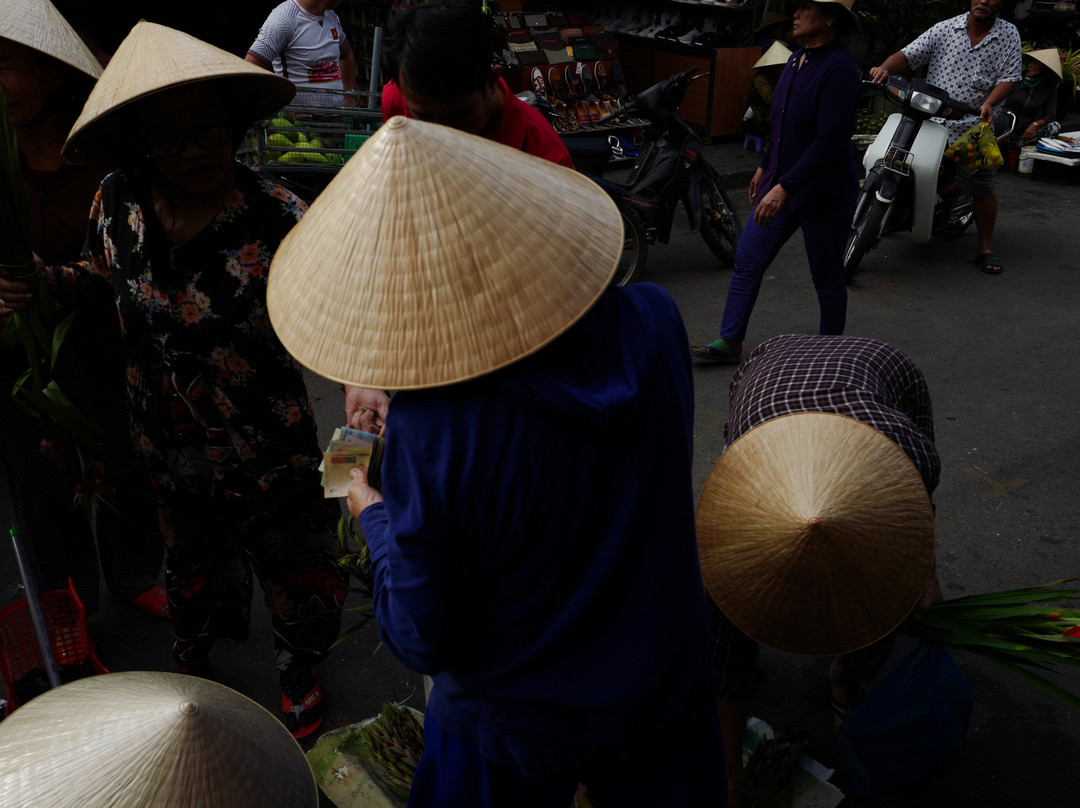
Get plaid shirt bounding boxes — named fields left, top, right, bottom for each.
left=726, top=334, right=940, bottom=495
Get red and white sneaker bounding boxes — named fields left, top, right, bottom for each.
left=282, top=669, right=324, bottom=740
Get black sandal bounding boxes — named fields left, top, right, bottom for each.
left=974, top=252, right=1003, bottom=274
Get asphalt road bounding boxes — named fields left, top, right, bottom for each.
left=2, top=165, right=1077, bottom=807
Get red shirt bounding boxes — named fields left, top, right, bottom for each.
left=381, top=79, right=573, bottom=168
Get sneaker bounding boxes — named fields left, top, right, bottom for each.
left=281, top=668, right=324, bottom=739
left=131, top=585, right=170, bottom=620
left=530, top=67, right=547, bottom=97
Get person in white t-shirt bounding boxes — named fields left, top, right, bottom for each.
left=246, top=0, right=356, bottom=107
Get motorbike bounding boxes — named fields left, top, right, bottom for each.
left=523, top=65, right=742, bottom=286
left=843, top=76, right=1015, bottom=280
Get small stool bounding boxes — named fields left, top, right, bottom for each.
left=743, top=133, right=763, bottom=151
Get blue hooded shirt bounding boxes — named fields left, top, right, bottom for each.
left=359, top=283, right=716, bottom=778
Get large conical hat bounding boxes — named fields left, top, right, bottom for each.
left=754, top=11, right=791, bottom=34
left=754, top=41, right=793, bottom=70
left=0, top=0, right=102, bottom=78
left=809, top=0, right=858, bottom=24
left=0, top=672, right=318, bottom=807
left=266, top=116, right=623, bottom=391
left=697, top=412, right=935, bottom=657
left=1025, top=48, right=1063, bottom=82
left=62, top=21, right=294, bottom=163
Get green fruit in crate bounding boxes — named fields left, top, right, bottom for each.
left=267, top=133, right=293, bottom=150
left=297, top=133, right=309, bottom=144
left=303, top=151, right=328, bottom=164
left=309, top=137, right=325, bottom=149
left=268, top=118, right=297, bottom=143
left=278, top=151, right=308, bottom=163
left=265, top=151, right=282, bottom=162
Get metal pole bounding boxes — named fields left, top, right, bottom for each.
left=9, top=523, right=62, bottom=689
left=369, top=26, right=384, bottom=109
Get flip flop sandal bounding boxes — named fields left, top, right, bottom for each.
left=974, top=252, right=1003, bottom=274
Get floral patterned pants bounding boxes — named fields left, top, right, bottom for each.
left=159, top=486, right=346, bottom=675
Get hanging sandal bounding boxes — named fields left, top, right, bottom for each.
left=689, top=339, right=741, bottom=364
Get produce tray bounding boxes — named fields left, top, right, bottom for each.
left=238, top=87, right=383, bottom=174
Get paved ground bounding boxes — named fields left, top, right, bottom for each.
left=2, top=128, right=1078, bottom=806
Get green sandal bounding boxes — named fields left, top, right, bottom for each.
left=689, top=339, right=741, bottom=364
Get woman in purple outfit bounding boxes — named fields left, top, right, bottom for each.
left=691, top=0, right=861, bottom=365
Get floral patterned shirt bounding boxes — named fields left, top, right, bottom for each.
left=58, top=164, right=320, bottom=509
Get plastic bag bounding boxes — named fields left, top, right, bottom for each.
left=837, top=645, right=973, bottom=797
left=944, top=122, right=1004, bottom=171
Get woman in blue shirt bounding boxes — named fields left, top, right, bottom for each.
left=691, top=0, right=861, bottom=365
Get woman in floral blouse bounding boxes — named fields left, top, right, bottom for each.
left=2, top=23, right=344, bottom=739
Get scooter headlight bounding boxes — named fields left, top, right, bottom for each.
left=909, top=91, right=944, bottom=116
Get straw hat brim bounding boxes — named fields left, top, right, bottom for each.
left=0, top=0, right=102, bottom=78
left=0, top=672, right=318, bottom=807
left=1026, top=49, right=1064, bottom=82
left=809, top=0, right=859, bottom=24
left=697, top=412, right=935, bottom=657
left=754, top=41, right=793, bottom=70
left=267, top=116, right=623, bottom=391
left=755, top=12, right=791, bottom=34
left=62, top=21, right=294, bottom=164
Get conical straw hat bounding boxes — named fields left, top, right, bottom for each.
left=0, top=0, right=102, bottom=78
left=267, top=116, right=623, bottom=390
left=696, top=412, right=935, bottom=657
left=811, top=0, right=858, bottom=23
left=1026, top=48, right=1063, bottom=82
left=0, top=672, right=318, bottom=807
left=754, top=41, right=793, bottom=70
left=754, top=11, right=791, bottom=34
left=63, top=21, right=294, bottom=164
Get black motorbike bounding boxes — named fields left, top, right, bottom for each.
left=526, top=66, right=741, bottom=286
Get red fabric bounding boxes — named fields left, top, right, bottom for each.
left=381, top=79, right=572, bottom=168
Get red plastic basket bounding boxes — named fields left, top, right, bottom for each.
left=0, top=578, right=108, bottom=715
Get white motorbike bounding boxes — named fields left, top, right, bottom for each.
left=843, top=77, right=1015, bottom=280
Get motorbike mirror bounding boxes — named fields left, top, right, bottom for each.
left=992, top=110, right=1017, bottom=141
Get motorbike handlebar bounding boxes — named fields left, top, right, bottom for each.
left=862, top=77, right=980, bottom=118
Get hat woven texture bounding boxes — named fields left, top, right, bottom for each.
left=810, top=0, right=858, bottom=22
left=1026, top=48, right=1063, bottom=81
left=62, top=21, right=294, bottom=164
left=0, top=0, right=102, bottom=78
left=267, top=116, right=623, bottom=391
left=754, top=11, right=792, bottom=34
left=696, top=412, right=935, bottom=657
left=0, top=672, right=318, bottom=807
left=754, top=41, right=793, bottom=70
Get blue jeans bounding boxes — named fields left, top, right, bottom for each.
left=720, top=201, right=853, bottom=342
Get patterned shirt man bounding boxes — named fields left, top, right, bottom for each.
left=902, top=11, right=1022, bottom=143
